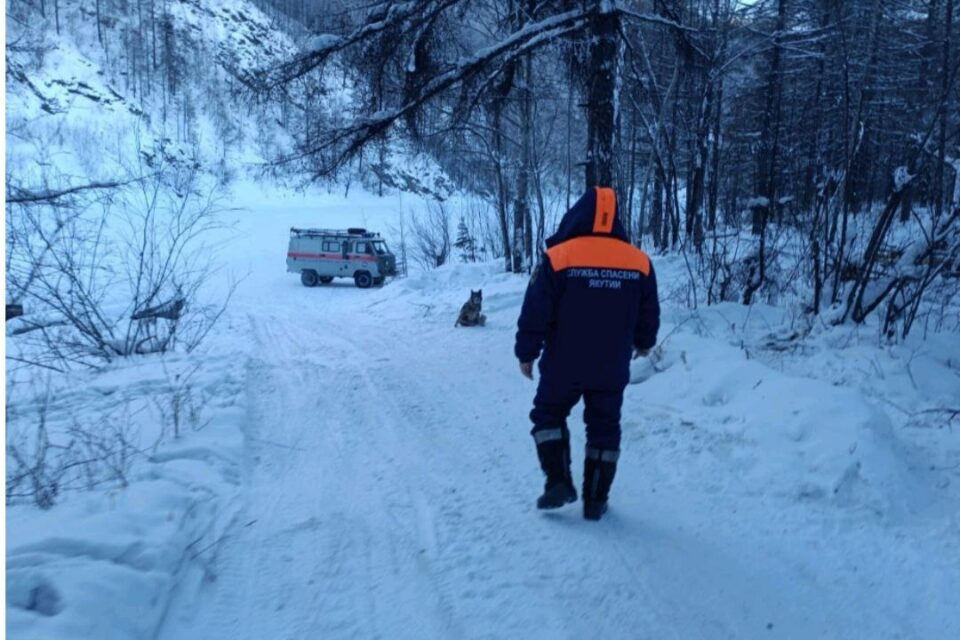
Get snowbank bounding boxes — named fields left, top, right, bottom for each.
left=6, top=353, right=246, bottom=639
left=632, top=329, right=926, bottom=516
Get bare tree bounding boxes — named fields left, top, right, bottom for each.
left=6, top=147, right=231, bottom=367
left=409, top=200, right=452, bottom=269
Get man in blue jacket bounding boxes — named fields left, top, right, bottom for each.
left=515, top=187, right=660, bottom=521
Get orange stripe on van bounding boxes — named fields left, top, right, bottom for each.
left=547, top=236, right=651, bottom=275
left=593, top=187, right=616, bottom=234
left=288, top=252, right=377, bottom=263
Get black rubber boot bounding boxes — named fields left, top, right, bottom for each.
left=583, top=447, right=619, bottom=521
left=533, top=427, right=577, bottom=509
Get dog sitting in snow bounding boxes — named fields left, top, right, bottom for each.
left=455, top=290, right=486, bottom=327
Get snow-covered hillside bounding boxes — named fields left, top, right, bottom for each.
left=6, top=0, right=297, bottom=183
left=7, top=183, right=960, bottom=639
left=5, top=0, right=457, bottom=198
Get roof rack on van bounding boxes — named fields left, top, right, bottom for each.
left=289, top=227, right=381, bottom=238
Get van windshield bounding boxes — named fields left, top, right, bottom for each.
left=373, top=241, right=389, bottom=255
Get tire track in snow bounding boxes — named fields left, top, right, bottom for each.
left=161, top=313, right=457, bottom=639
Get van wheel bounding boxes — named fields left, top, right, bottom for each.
left=319, top=276, right=334, bottom=284
left=301, top=270, right=319, bottom=287
left=354, top=271, right=373, bottom=289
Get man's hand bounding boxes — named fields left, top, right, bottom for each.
left=519, top=361, right=534, bottom=380
left=633, top=348, right=651, bottom=360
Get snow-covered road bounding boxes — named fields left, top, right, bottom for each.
left=153, top=189, right=959, bottom=639
left=158, top=285, right=958, bottom=639
left=160, top=292, right=682, bottom=638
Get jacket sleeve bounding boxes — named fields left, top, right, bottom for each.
left=515, top=256, right=560, bottom=362
left=634, top=261, right=661, bottom=351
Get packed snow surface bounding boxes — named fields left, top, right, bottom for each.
left=8, top=184, right=960, bottom=639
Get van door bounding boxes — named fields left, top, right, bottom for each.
left=340, top=241, right=352, bottom=276
left=353, top=240, right=375, bottom=276
left=320, top=239, right=341, bottom=277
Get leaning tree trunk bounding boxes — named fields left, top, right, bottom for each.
left=584, top=7, right=621, bottom=190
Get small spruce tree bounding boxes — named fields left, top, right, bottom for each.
left=454, top=216, right=478, bottom=263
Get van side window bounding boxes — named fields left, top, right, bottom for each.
left=354, top=242, right=370, bottom=254
left=322, top=241, right=340, bottom=252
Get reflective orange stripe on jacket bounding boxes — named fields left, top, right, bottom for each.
left=546, top=237, right=651, bottom=275
left=593, top=187, right=616, bottom=233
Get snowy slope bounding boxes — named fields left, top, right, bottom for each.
left=5, top=0, right=298, bottom=184
left=5, top=0, right=457, bottom=199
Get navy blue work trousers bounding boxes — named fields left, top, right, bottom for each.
left=530, top=377, right=624, bottom=451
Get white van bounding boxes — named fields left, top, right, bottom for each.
left=286, top=227, right=397, bottom=288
